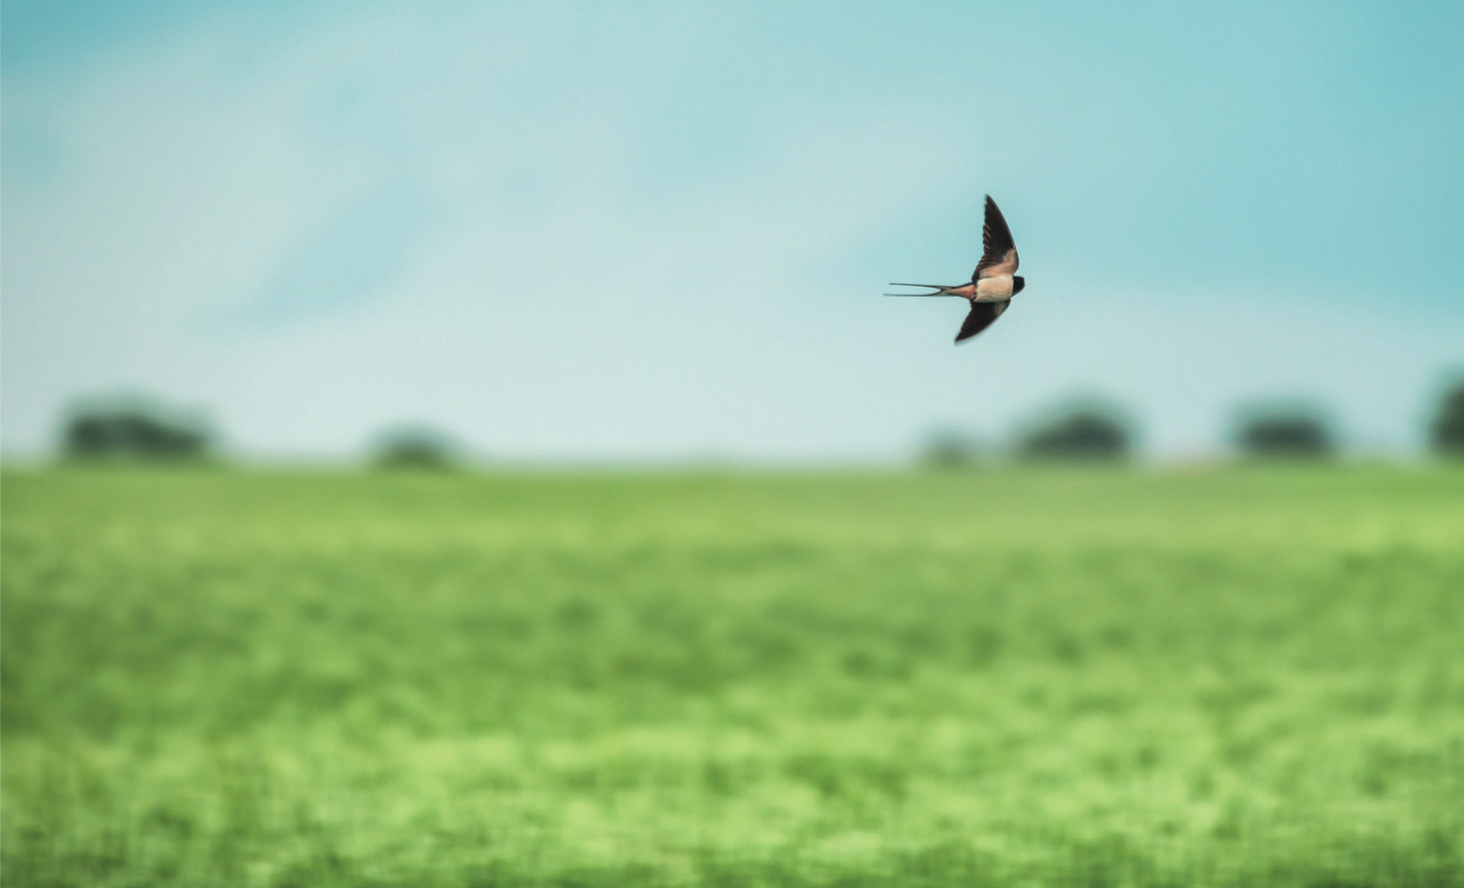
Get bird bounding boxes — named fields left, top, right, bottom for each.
left=887, top=195, right=1024, bottom=344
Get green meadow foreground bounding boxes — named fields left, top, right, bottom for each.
left=3, top=468, right=1463, bottom=887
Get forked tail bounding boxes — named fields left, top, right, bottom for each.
left=884, top=283, right=965, bottom=297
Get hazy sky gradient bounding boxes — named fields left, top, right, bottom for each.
left=5, top=1, right=1462, bottom=460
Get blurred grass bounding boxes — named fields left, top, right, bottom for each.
left=3, top=466, right=1463, bottom=886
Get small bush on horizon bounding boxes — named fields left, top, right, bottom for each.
left=370, top=424, right=461, bottom=470
left=1233, top=401, right=1336, bottom=459
left=1014, top=397, right=1134, bottom=461
left=59, top=394, right=213, bottom=462
left=920, top=429, right=983, bottom=469
left=1429, top=377, right=1464, bottom=456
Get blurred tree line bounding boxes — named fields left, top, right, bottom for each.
left=922, top=376, right=1464, bottom=466
left=48, top=376, right=1464, bottom=467
left=53, top=396, right=466, bottom=469
left=925, top=397, right=1135, bottom=466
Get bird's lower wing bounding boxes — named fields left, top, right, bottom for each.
left=955, top=300, right=1009, bottom=343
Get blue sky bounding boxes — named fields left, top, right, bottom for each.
left=4, top=0, right=1462, bottom=461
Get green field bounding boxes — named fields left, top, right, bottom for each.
left=4, top=467, right=1463, bottom=886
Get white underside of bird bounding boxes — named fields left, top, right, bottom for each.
left=974, top=275, right=1014, bottom=302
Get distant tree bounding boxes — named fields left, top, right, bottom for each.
left=1233, top=402, right=1335, bottom=458
left=371, top=425, right=459, bottom=470
left=921, top=429, right=982, bottom=469
left=61, top=395, right=212, bottom=461
left=1428, top=379, right=1464, bottom=456
left=1015, top=398, right=1134, bottom=461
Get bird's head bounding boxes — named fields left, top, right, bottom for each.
left=1012, top=276, right=1026, bottom=295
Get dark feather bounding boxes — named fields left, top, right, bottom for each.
left=955, top=300, right=1009, bottom=343
left=972, top=195, right=1019, bottom=280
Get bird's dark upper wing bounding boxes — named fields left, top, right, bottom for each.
left=955, top=300, right=1009, bottom=343
left=972, top=195, right=1019, bottom=280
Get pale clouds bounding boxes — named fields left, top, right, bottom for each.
left=4, top=3, right=1461, bottom=460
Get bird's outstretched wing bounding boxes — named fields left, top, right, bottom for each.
left=955, top=300, right=1009, bottom=343
left=972, top=195, right=1019, bottom=281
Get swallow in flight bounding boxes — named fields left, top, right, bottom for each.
left=887, top=195, right=1024, bottom=343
